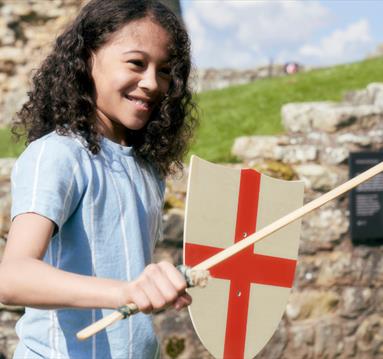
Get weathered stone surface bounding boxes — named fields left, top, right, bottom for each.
left=278, top=144, right=318, bottom=164
left=153, top=308, right=213, bottom=359
left=164, top=190, right=185, bottom=210
left=356, top=314, right=383, bottom=355
left=153, top=246, right=182, bottom=267
left=312, top=104, right=383, bottom=132
left=0, top=29, right=383, bottom=358
left=343, top=82, right=383, bottom=108
left=0, top=0, right=83, bottom=127
left=0, top=159, right=16, bottom=180
left=300, top=204, right=349, bottom=254
left=343, top=336, right=357, bottom=357
left=313, top=318, right=344, bottom=357
left=0, top=193, right=11, bottom=239
left=294, top=164, right=339, bottom=191
left=0, top=322, right=20, bottom=359
left=376, top=288, right=383, bottom=314
left=285, top=321, right=315, bottom=358
left=253, top=160, right=297, bottom=181
left=341, top=287, right=372, bottom=319
left=281, top=101, right=336, bottom=133
left=162, top=210, right=184, bottom=247
left=282, top=94, right=383, bottom=134
left=321, top=146, right=350, bottom=165
left=0, top=238, right=5, bottom=261
left=257, top=321, right=288, bottom=358
left=0, top=159, right=13, bottom=240
left=166, top=169, right=189, bottom=194
left=232, top=136, right=317, bottom=163
left=336, top=133, right=372, bottom=147
left=0, top=300, right=24, bottom=313
left=369, top=128, right=383, bottom=145
left=232, top=136, right=279, bottom=160
left=195, top=64, right=289, bottom=92
left=286, top=290, right=340, bottom=320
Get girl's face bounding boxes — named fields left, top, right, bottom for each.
left=91, top=16, right=171, bottom=145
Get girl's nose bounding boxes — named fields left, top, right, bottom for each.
left=139, top=68, right=159, bottom=93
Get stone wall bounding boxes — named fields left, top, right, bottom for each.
left=0, top=0, right=85, bottom=128
left=0, top=0, right=301, bottom=129
left=2, top=83, right=382, bottom=358
left=231, top=82, right=383, bottom=358
left=1, top=0, right=383, bottom=357
left=193, top=65, right=295, bottom=93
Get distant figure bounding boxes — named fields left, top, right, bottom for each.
left=284, top=62, right=300, bottom=75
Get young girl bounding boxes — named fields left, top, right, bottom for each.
left=0, top=0, right=197, bottom=358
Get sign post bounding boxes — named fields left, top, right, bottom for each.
left=349, top=152, right=383, bottom=244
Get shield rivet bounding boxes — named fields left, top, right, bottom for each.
left=237, top=291, right=242, bottom=297
left=242, top=232, right=247, bottom=238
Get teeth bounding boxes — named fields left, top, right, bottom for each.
left=126, top=96, right=150, bottom=108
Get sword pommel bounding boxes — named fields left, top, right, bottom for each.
left=177, top=265, right=210, bottom=288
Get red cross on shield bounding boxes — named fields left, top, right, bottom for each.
left=184, top=156, right=304, bottom=359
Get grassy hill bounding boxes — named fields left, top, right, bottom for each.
left=1, top=57, right=383, bottom=161
left=191, top=57, right=383, bottom=162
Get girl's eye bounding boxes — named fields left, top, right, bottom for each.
left=160, top=68, right=171, bottom=77
left=129, top=60, right=144, bottom=67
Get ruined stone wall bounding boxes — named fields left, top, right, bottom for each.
left=3, top=84, right=382, bottom=359
left=0, top=0, right=83, bottom=128
left=1, top=0, right=383, bottom=357
left=232, top=82, right=383, bottom=359
left=154, top=82, right=383, bottom=358
left=0, top=0, right=299, bottom=129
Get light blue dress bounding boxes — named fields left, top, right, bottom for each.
left=11, top=131, right=164, bottom=359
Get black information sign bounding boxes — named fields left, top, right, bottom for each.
left=349, top=152, right=383, bottom=244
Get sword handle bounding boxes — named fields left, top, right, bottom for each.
left=76, top=266, right=209, bottom=341
left=76, top=310, right=126, bottom=340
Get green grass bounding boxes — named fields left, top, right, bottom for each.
left=1, top=57, right=383, bottom=160
left=190, top=57, right=383, bottom=162
left=0, top=127, right=25, bottom=158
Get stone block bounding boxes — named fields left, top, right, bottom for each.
left=336, top=133, right=372, bottom=147
left=153, top=308, right=213, bottom=359
left=313, top=318, right=344, bottom=357
left=321, top=146, right=349, bottom=165
left=257, top=321, right=288, bottom=358
left=294, top=164, right=339, bottom=191
left=162, top=210, right=184, bottom=247
left=343, top=82, right=383, bottom=108
left=231, top=136, right=279, bottom=161
left=341, top=287, right=373, bottom=319
left=0, top=194, right=11, bottom=239
left=281, top=101, right=335, bottom=133
left=232, top=136, right=317, bottom=163
left=356, top=314, right=383, bottom=355
left=300, top=205, right=349, bottom=254
left=285, top=321, right=315, bottom=358
left=286, top=290, right=340, bottom=321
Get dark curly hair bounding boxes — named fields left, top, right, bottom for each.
left=13, top=0, right=198, bottom=177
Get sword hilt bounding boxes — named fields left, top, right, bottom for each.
left=76, top=265, right=210, bottom=340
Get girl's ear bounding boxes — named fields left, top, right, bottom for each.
left=87, top=53, right=96, bottom=77
left=88, top=53, right=95, bottom=69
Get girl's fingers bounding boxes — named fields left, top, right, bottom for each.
left=127, top=281, right=153, bottom=314
left=139, top=276, right=166, bottom=311
left=157, top=261, right=187, bottom=292
left=173, top=292, right=192, bottom=311
left=125, top=262, right=191, bottom=314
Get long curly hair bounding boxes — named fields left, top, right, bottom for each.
left=13, top=0, right=198, bottom=177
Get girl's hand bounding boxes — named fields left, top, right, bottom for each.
left=121, top=261, right=192, bottom=314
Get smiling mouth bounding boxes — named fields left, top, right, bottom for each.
left=124, top=95, right=153, bottom=111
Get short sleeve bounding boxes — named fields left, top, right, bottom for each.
left=11, top=136, right=86, bottom=228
